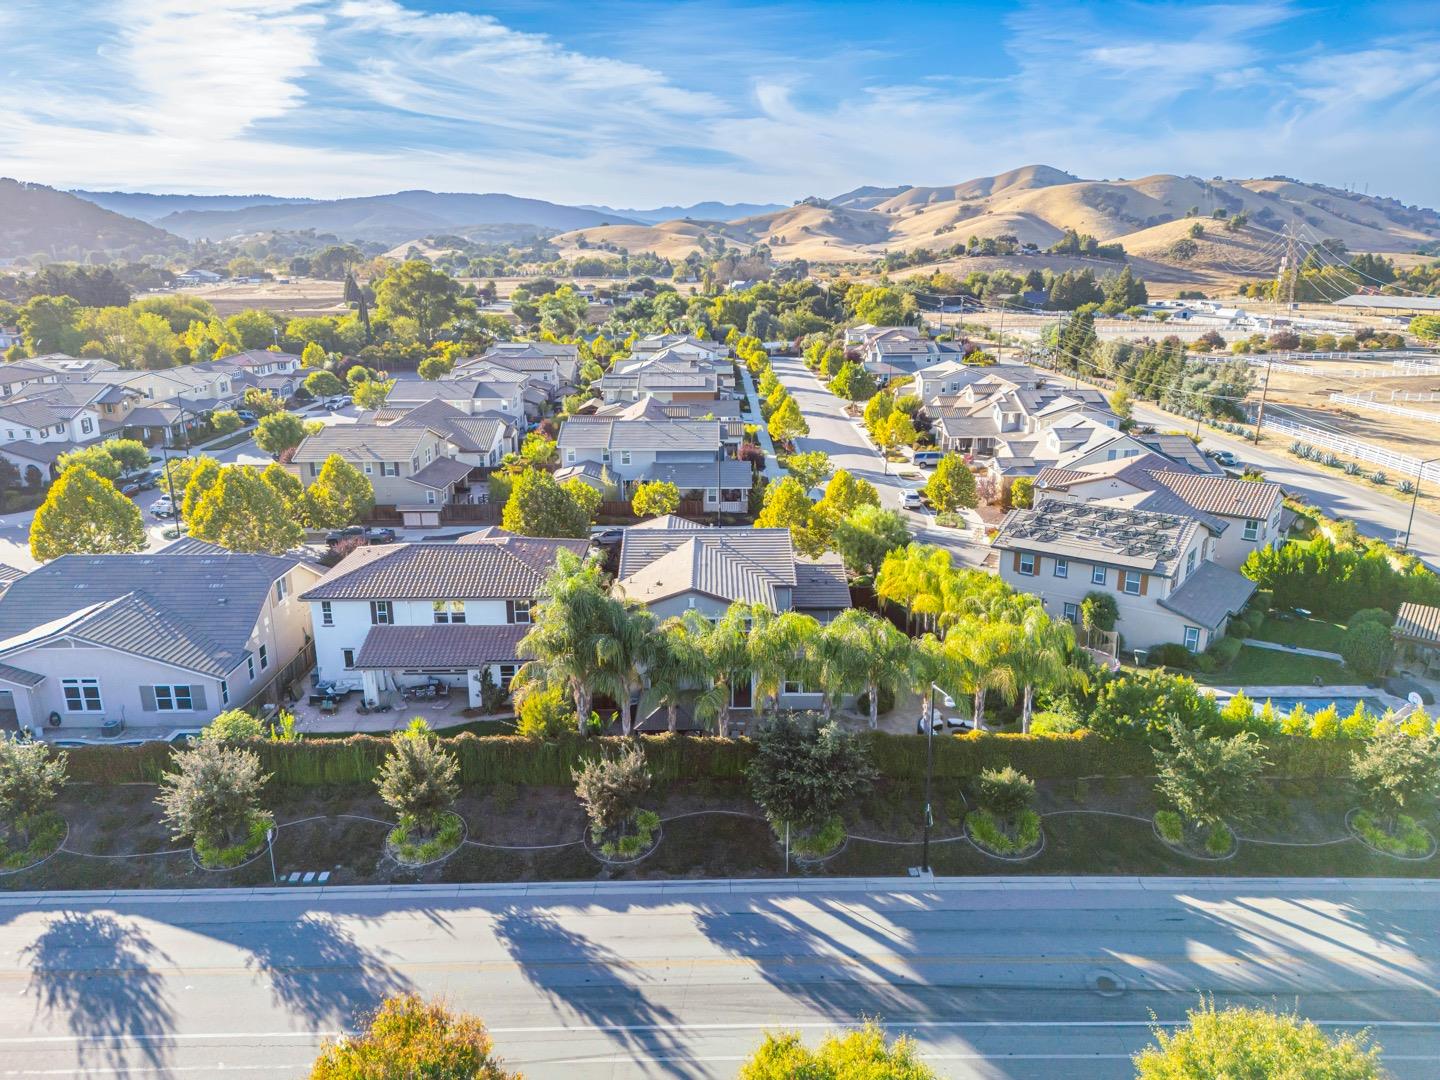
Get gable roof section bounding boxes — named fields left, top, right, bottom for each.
left=617, top=526, right=798, bottom=608
left=557, top=418, right=721, bottom=453
left=1158, top=561, right=1257, bottom=630
left=1395, top=602, right=1440, bottom=646
left=302, top=536, right=589, bottom=601
left=1143, top=470, right=1282, bottom=520
left=292, top=424, right=440, bottom=463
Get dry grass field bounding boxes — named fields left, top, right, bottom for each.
left=157, top=277, right=347, bottom=317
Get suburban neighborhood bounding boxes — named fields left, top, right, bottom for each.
left=3, top=2, right=1440, bottom=1077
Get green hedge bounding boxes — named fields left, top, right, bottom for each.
left=62, top=729, right=1360, bottom=789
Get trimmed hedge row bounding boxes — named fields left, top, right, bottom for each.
left=62, top=729, right=1359, bottom=789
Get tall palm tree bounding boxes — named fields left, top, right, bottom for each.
left=1003, top=609, right=1076, bottom=732
left=685, top=604, right=754, bottom=737
left=517, top=551, right=616, bottom=734
left=749, top=609, right=820, bottom=717
left=819, top=609, right=916, bottom=729
left=942, top=617, right=1017, bottom=731
left=641, top=615, right=710, bottom=732
left=597, top=601, right=657, bottom=736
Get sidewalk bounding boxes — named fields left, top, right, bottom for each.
left=736, top=363, right=782, bottom=481
left=1242, top=638, right=1344, bottom=662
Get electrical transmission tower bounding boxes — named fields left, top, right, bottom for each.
left=1276, top=223, right=1301, bottom=307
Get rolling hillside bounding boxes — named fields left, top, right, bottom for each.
left=0, top=179, right=185, bottom=261
left=551, top=166, right=1440, bottom=280
left=157, top=190, right=638, bottom=244
left=71, top=190, right=315, bottom=223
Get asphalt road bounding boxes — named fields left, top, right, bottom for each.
left=773, top=354, right=991, bottom=568
left=2, top=878, right=1438, bottom=1078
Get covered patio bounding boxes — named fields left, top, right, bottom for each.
left=350, top=623, right=526, bottom=710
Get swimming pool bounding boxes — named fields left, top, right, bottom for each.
left=1253, top=695, right=1389, bottom=715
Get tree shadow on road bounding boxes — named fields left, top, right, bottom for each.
left=492, top=908, right=697, bottom=1077
left=23, top=912, right=175, bottom=1076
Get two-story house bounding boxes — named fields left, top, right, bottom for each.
left=593, top=358, right=721, bottom=405
left=364, top=399, right=518, bottom=471
left=301, top=532, right=590, bottom=707
left=288, top=425, right=472, bottom=527
left=459, top=342, right=580, bottom=394
left=1034, top=455, right=1284, bottom=570
left=556, top=417, right=750, bottom=512
left=992, top=499, right=1256, bottom=653
left=0, top=383, right=130, bottom=481
left=0, top=548, right=319, bottom=736
left=615, top=519, right=850, bottom=726
left=387, top=371, right=529, bottom=420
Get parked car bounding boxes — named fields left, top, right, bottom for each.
left=1208, top=449, right=1241, bottom=469
left=912, top=450, right=944, bottom=468
left=235, top=409, right=258, bottom=423
left=118, top=479, right=142, bottom=497
left=901, top=489, right=926, bottom=510
left=589, top=526, right=624, bottom=545
left=324, top=525, right=397, bottom=546
left=322, top=395, right=350, bottom=409
left=150, top=495, right=175, bottom=518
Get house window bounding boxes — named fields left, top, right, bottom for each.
left=151, top=685, right=195, bottom=711
left=1017, top=552, right=1036, bottom=575
left=565, top=449, right=575, bottom=464
left=259, top=644, right=269, bottom=670
left=363, top=462, right=373, bottom=476
left=1122, top=570, right=1142, bottom=595
left=620, top=450, right=631, bottom=466
left=342, top=648, right=356, bottom=669
left=508, top=599, right=532, bottom=624
left=370, top=601, right=393, bottom=625
left=309, top=462, right=319, bottom=478
left=274, top=575, right=289, bottom=603
left=1187, top=549, right=1197, bottom=575
left=62, top=678, right=102, bottom=713
left=382, top=462, right=399, bottom=477
left=1053, top=557, right=1068, bottom=579
left=426, top=489, right=437, bottom=505
left=1091, top=565, right=1107, bottom=586
left=81, top=417, right=93, bottom=434
left=247, top=656, right=256, bottom=680
left=320, top=601, right=333, bottom=627
left=1062, top=602, right=1079, bottom=624
left=497, top=663, right=518, bottom=691
left=1243, top=518, right=1261, bottom=541
left=433, top=600, right=466, bottom=624
left=783, top=680, right=808, bottom=695
left=1183, top=626, right=1201, bottom=651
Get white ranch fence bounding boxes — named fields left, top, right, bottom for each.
left=1329, top=392, right=1440, bottom=424
left=1259, top=415, right=1440, bottom=483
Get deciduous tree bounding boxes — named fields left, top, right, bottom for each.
left=310, top=994, right=519, bottom=1080
left=189, top=466, right=304, bottom=553
left=254, top=412, right=310, bottom=457
left=30, top=465, right=146, bottom=561
left=631, top=480, right=680, bottom=518
left=303, top=454, right=375, bottom=528
left=924, top=454, right=978, bottom=512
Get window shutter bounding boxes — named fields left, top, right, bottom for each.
left=139, top=686, right=156, bottom=712
left=1012, top=551, right=1021, bottom=572
left=191, top=685, right=207, bottom=710
left=1138, top=574, right=1149, bottom=596
left=505, top=600, right=515, bottom=623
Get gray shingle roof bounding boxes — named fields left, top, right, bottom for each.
left=1144, top=470, right=1282, bottom=520
left=1158, top=561, right=1257, bottom=630
left=617, top=526, right=802, bottom=609
left=292, top=425, right=439, bottom=463
left=793, top=554, right=851, bottom=611
left=408, top=457, right=472, bottom=489
left=643, top=460, right=752, bottom=489
left=0, top=662, right=44, bottom=687
left=302, top=537, right=589, bottom=601
left=0, top=551, right=305, bottom=677
left=353, top=624, right=528, bottom=668
left=557, top=418, right=721, bottom=453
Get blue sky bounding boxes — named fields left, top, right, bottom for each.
left=3, top=0, right=1438, bottom=207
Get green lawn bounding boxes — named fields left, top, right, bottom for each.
left=1250, top=615, right=1347, bottom=654
left=1196, top=645, right=1348, bottom=687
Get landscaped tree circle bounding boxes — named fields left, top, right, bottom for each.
left=965, top=765, right=1043, bottom=858
left=0, top=734, right=68, bottom=872
left=1152, top=722, right=1267, bottom=858
left=377, top=718, right=464, bottom=866
left=1347, top=724, right=1440, bottom=858
left=156, top=739, right=272, bottom=869
left=573, top=743, right=661, bottom=862
left=746, top=713, right=875, bottom=860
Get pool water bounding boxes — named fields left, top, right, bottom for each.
left=1254, top=696, right=1387, bottom=715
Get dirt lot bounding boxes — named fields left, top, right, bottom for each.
left=153, top=278, right=348, bottom=318
left=1259, top=362, right=1440, bottom=459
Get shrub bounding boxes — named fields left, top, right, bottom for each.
left=1089, top=670, right=1223, bottom=738
left=788, top=815, right=846, bottom=859
left=374, top=719, right=460, bottom=833
left=1153, top=722, right=1268, bottom=829
left=309, top=994, right=518, bottom=1079
left=976, top=765, right=1035, bottom=819
left=856, top=684, right=896, bottom=717
left=156, top=740, right=271, bottom=855
left=1348, top=607, right=1395, bottom=629
left=573, top=743, right=650, bottom=840
left=1205, top=821, right=1234, bottom=855
left=1372, top=471, right=1387, bottom=485
left=1399, top=479, right=1416, bottom=495
left=747, top=713, right=875, bottom=834
left=1080, top=591, right=1118, bottom=634
left=1351, top=810, right=1431, bottom=856
left=1350, top=725, right=1440, bottom=832
left=1154, top=809, right=1184, bottom=844
left=967, top=807, right=1040, bottom=854
left=1134, top=1001, right=1385, bottom=1079
left=515, top=683, right=574, bottom=739
left=1028, top=711, right=1080, bottom=735
left=387, top=814, right=464, bottom=864
left=1147, top=642, right=1197, bottom=669
left=199, top=709, right=265, bottom=742
left=740, top=1022, right=939, bottom=1080
left=1340, top=621, right=1394, bottom=678
left=0, top=733, right=67, bottom=847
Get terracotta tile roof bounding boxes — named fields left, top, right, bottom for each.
left=353, top=623, right=528, bottom=668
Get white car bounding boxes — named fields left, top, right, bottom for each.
left=901, top=490, right=925, bottom=510
left=150, top=495, right=175, bottom=518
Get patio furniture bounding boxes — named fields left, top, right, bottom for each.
left=318, top=698, right=340, bottom=715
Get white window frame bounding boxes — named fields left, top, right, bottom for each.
left=1053, top=557, right=1068, bottom=579
left=1183, top=626, right=1201, bottom=651
left=1062, top=602, right=1079, bottom=624
left=1091, top=565, right=1107, bottom=586
left=62, top=677, right=103, bottom=713
left=363, top=462, right=373, bottom=476
left=1122, top=570, right=1142, bottom=595
left=511, top=599, right=532, bottom=625
left=370, top=601, right=393, bottom=625
left=153, top=685, right=194, bottom=712
left=620, top=450, right=631, bottom=466
left=433, top=600, right=466, bottom=624
left=320, top=601, right=333, bottom=627
left=497, top=663, right=517, bottom=691
left=274, top=575, right=289, bottom=603
left=426, top=489, right=437, bottom=505
left=1018, top=552, right=1036, bottom=576
left=1243, top=518, right=1261, bottom=541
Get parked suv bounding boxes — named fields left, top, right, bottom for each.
left=324, top=525, right=398, bottom=546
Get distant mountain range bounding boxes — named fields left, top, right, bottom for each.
left=580, top=201, right=787, bottom=225
left=0, top=179, right=185, bottom=261
left=70, top=190, right=316, bottom=223
left=152, top=190, right=636, bottom=244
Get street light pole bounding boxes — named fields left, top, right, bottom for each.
left=1401, top=455, right=1440, bottom=554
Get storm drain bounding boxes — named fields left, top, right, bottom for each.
left=1088, top=968, right=1126, bottom=997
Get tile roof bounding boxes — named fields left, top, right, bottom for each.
left=792, top=553, right=852, bottom=610
left=1158, top=561, right=1257, bottom=630
left=1143, top=470, right=1282, bottom=520
left=292, top=424, right=440, bottom=462
left=557, top=418, right=721, bottom=452
left=302, top=536, right=588, bottom=601
left=0, top=661, right=44, bottom=687
left=0, top=551, right=306, bottom=677
left=617, top=526, right=803, bottom=609
left=1395, top=602, right=1440, bottom=646
left=643, top=459, right=752, bottom=489
left=353, top=623, right=528, bottom=668
left=408, top=456, right=473, bottom=489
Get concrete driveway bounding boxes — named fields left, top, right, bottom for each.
left=771, top=354, right=990, bottom=568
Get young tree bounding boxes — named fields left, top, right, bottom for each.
left=862, top=391, right=894, bottom=435
left=310, top=994, right=519, bottom=1080
left=832, top=504, right=910, bottom=580
left=572, top=743, right=651, bottom=840
left=199, top=710, right=265, bottom=742
left=1134, top=1001, right=1384, bottom=1080
left=1009, top=475, right=1034, bottom=509
left=746, top=713, right=875, bottom=833
left=375, top=718, right=460, bottom=836
left=254, top=411, right=310, bottom=457
left=189, top=466, right=304, bottom=553
left=30, top=465, right=146, bottom=562
left=299, top=340, right=327, bottom=368
left=519, top=432, right=557, bottom=466
left=501, top=467, right=590, bottom=538
left=515, top=682, right=575, bottom=738
left=416, top=354, right=453, bottom=381
left=1340, top=621, right=1394, bottom=678
left=631, top=480, right=680, bottom=518
left=1350, top=725, right=1440, bottom=833
left=814, top=468, right=879, bottom=523
left=785, top=450, right=832, bottom=493
left=741, top=1023, right=938, bottom=1080
left=923, top=454, right=978, bottom=512
left=767, top=395, right=809, bottom=444
left=303, top=454, right=375, bottom=528
left=561, top=477, right=602, bottom=524
left=0, top=734, right=67, bottom=846
left=1154, top=722, right=1268, bottom=829
left=351, top=378, right=395, bottom=411
left=156, top=739, right=271, bottom=853
left=754, top=475, right=824, bottom=554
left=816, top=609, right=915, bottom=728
left=302, top=370, right=345, bottom=398
left=977, top=765, right=1035, bottom=821
left=260, top=462, right=306, bottom=519
left=876, top=410, right=917, bottom=455
left=830, top=361, right=876, bottom=402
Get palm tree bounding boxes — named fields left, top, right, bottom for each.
left=641, top=616, right=710, bottom=732
left=1003, top=609, right=1076, bottom=732
left=942, top=617, right=1017, bottom=731
left=597, top=602, right=657, bottom=736
left=749, top=609, right=820, bottom=717
left=517, top=551, right=614, bottom=733
left=685, top=604, right=754, bottom=737
left=819, top=609, right=916, bottom=729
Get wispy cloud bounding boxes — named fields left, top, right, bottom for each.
left=0, top=0, right=1434, bottom=206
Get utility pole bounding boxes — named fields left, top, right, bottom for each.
left=1252, top=357, right=1273, bottom=445
left=1277, top=224, right=1300, bottom=309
